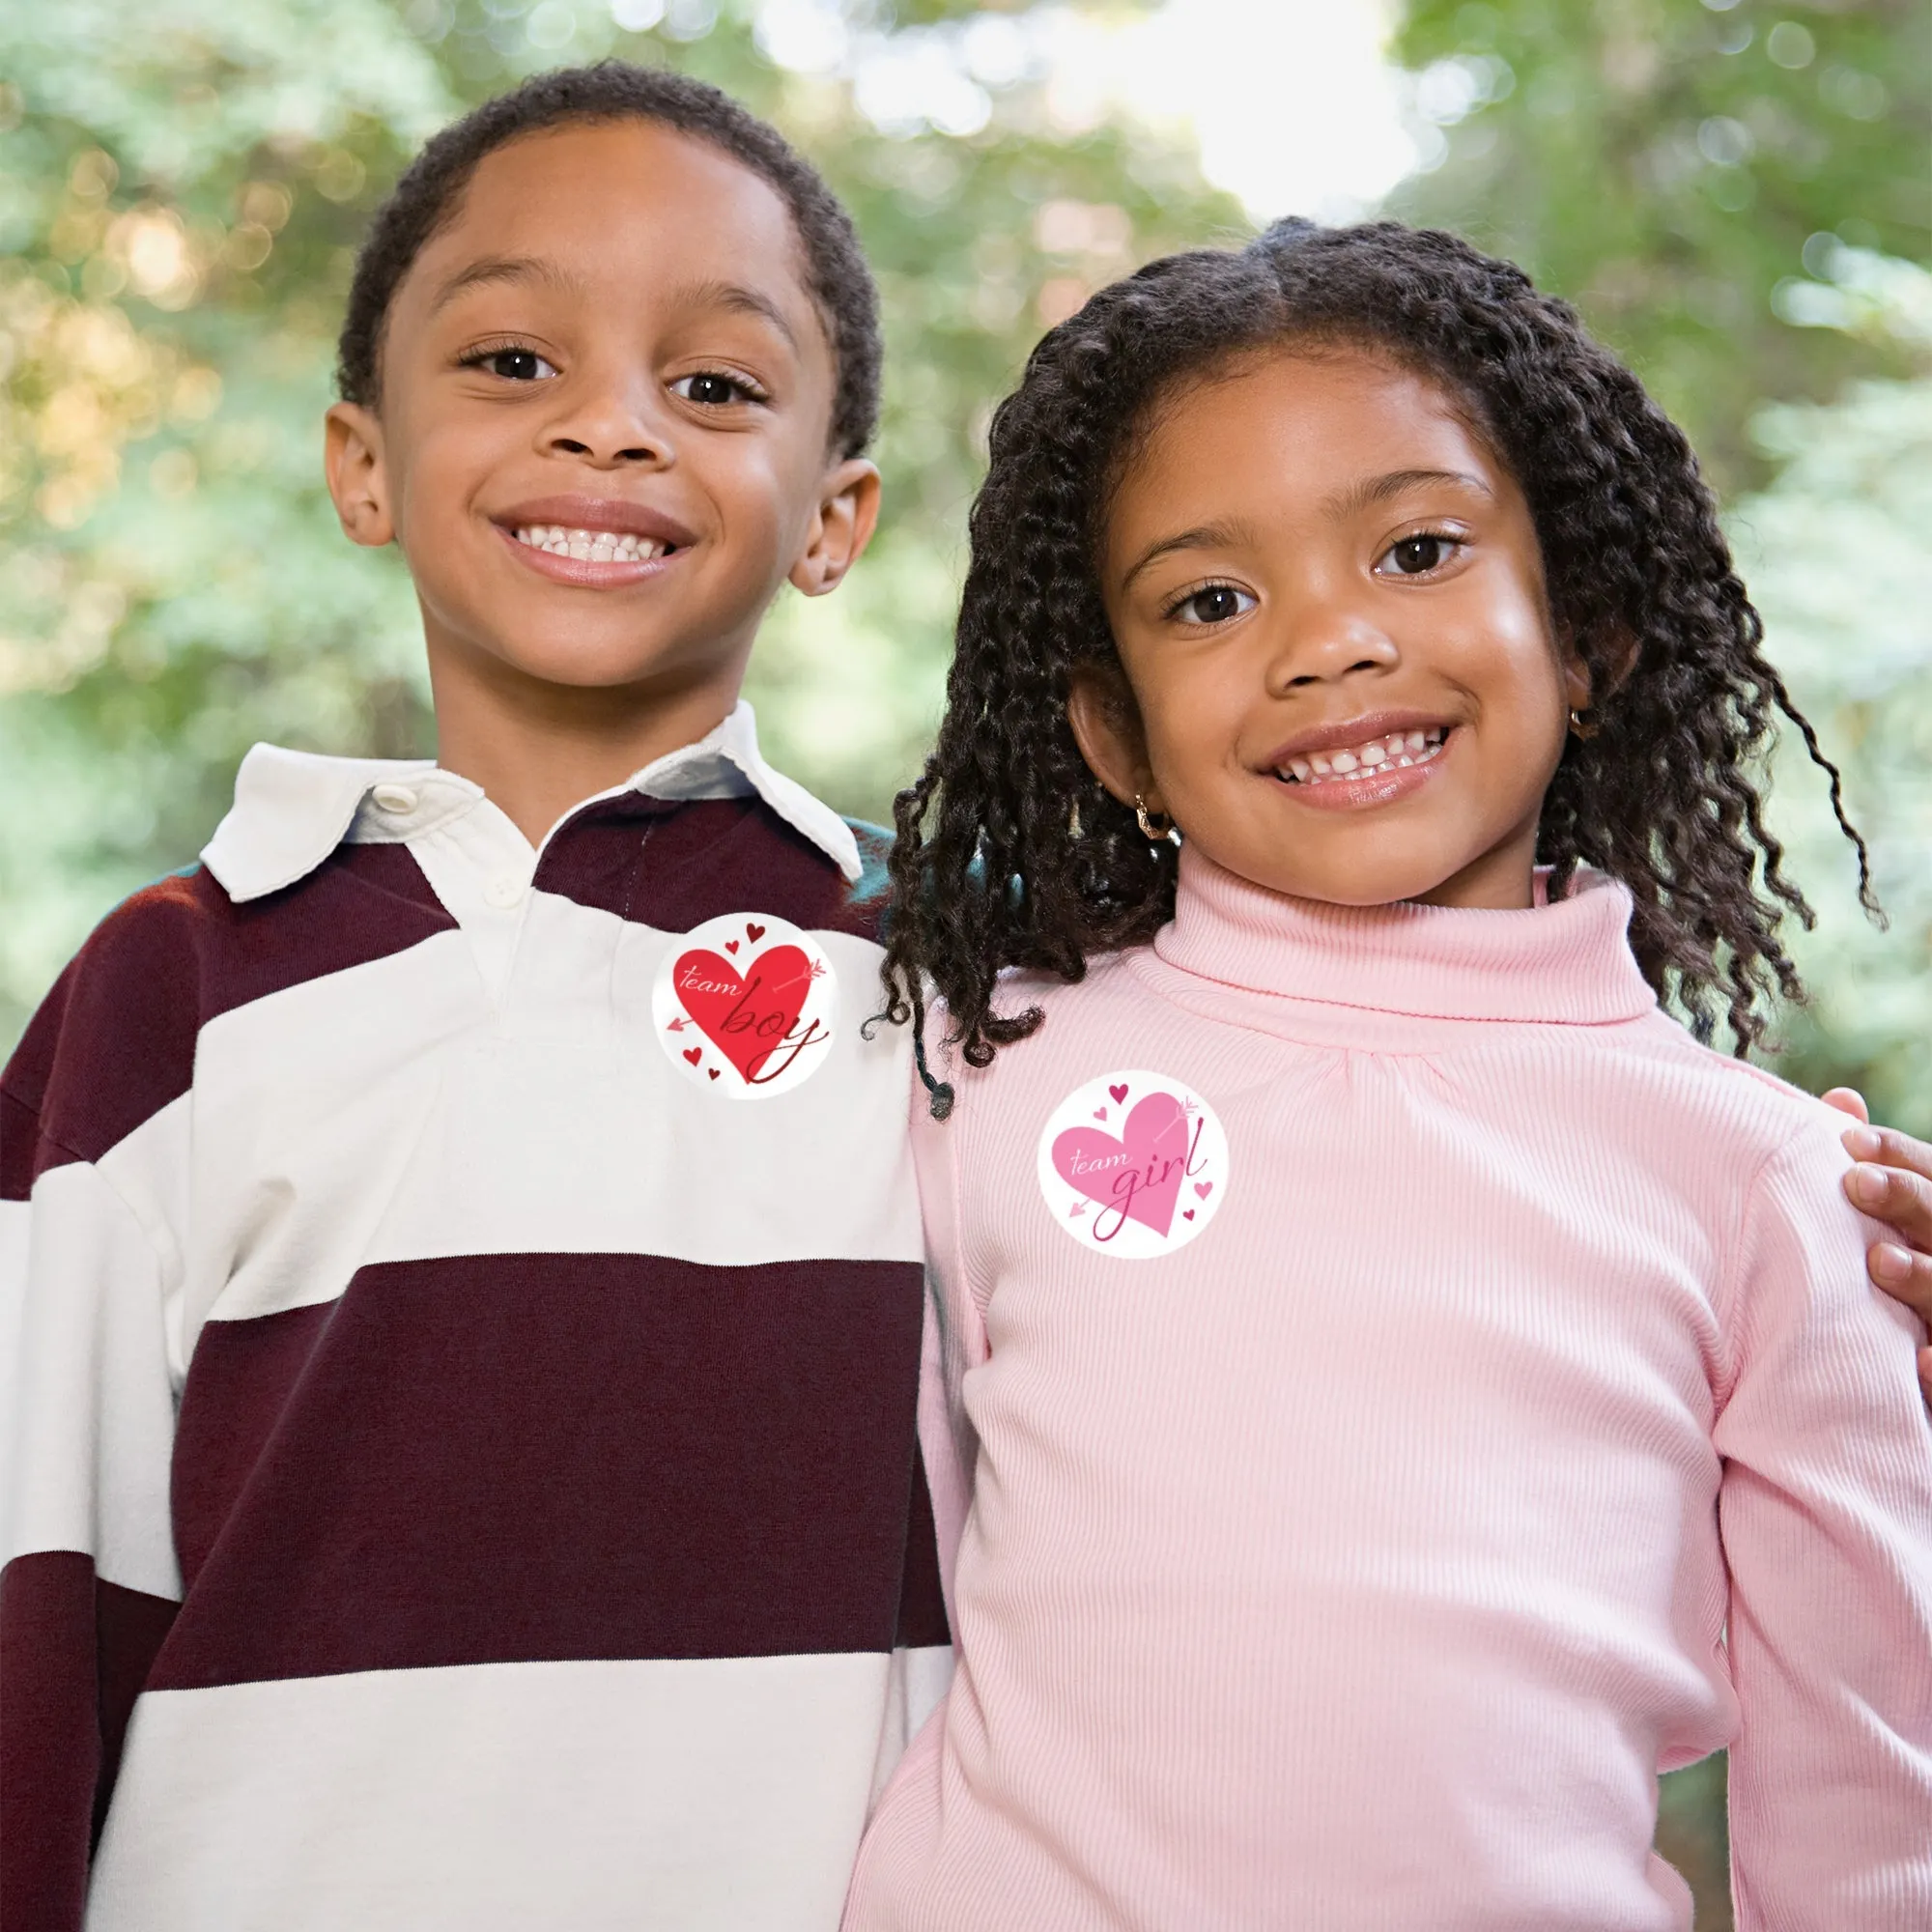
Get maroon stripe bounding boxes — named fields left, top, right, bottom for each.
left=534, top=794, right=890, bottom=942
left=895, top=1443, right=951, bottom=1650
left=0, top=1552, right=178, bottom=1929
left=0, top=849, right=455, bottom=1180
left=156, top=1251, right=926, bottom=1688
left=1, top=1085, right=38, bottom=1203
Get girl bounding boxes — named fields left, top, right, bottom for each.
left=845, top=221, right=1932, bottom=1929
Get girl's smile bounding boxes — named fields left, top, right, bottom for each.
left=1261, top=711, right=1454, bottom=810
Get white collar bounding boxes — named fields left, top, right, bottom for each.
left=201, top=701, right=862, bottom=903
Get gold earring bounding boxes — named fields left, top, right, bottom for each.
left=1569, top=708, right=1598, bottom=741
left=1135, top=794, right=1176, bottom=843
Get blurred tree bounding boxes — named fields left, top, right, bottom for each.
left=1389, top=0, right=1931, bottom=495
left=0, top=0, right=1237, bottom=1043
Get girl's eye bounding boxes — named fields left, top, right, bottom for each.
left=670, top=371, right=761, bottom=407
left=1171, top=583, right=1256, bottom=626
left=470, top=347, right=557, bottom=382
left=1378, top=532, right=1462, bottom=577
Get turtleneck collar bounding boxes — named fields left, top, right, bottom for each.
left=1152, top=845, right=1658, bottom=1027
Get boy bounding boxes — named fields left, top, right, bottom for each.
left=0, top=65, right=946, bottom=1930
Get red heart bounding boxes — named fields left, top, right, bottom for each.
left=708, top=1067, right=721, bottom=1081
left=671, top=944, right=815, bottom=1085
left=747, top=923, right=766, bottom=941
left=1109, top=1083, right=1129, bottom=1104
left=682, top=1046, right=702, bottom=1065
left=724, top=940, right=739, bottom=953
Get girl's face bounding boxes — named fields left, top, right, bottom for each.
left=1074, top=347, right=1589, bottom=911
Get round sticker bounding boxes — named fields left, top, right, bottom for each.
left=1036, top=1067, right=1230, bottom=1260
left=652, top=911, right=838, bottom=1099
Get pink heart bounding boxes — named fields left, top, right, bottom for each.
left=1109, top=1083, right=1129, bottom=1104
left=1052, top=1090, right=1191, bottom=1239
left=1195, top=1181, right=1212, bottom=1199
left=1182, top=1208, right=1195, bottom=1220
left=1093, top=1107, right=1107, bottom=1122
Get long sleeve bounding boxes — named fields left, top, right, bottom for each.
left=1716, top=1112, right=1932, bottom=1929
left=1, top=928, right=191, bottom=1929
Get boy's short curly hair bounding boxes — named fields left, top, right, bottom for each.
left=335, top=61, right=881, bottom=458
left=882, top=218, right=1873, bottom=1107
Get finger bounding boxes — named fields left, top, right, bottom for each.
left=1869, top=1240, right=1932, bottom=1324
left=1822, top=1087, right=1870, bottom=1125
left=1844, top=1122, right=1932, bottom=1179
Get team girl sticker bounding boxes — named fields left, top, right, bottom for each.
left=652, top=911, right=838, bottom=1099
left=1036, top=1068, right=1230, bottom=1260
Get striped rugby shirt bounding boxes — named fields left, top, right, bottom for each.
left=0, top=703, right=951, bottom=1931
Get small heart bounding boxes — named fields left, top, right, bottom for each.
left=707, top=1067, right=721, bottom=1081
left=747, top=922, right=766, bottom=942
left=1109, top=1083, right=1129, bottom=1104
left=1093, top=1107, right=1107, bottom=1122
left=724, top=940, right=739, bottom=953
left=1194, top=1181, right=1213, bottom=1199
left=683, top=1047, right=702, bottom=1066
left=1182, top=1208, right=1196, bottom=1220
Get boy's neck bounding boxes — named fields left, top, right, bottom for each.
left=425, top=633, right=753, bottom=849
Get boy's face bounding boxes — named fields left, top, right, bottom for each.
left=326, top=120, right=875, bottom=706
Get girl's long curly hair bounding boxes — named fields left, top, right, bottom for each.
left=881, top=219, right=1872, bottom=1114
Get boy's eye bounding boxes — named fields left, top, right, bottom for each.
left=670, top=371, right=761, bottom=407
left=470, top=347, right=557, bottom=382
left=1171, top=584, right=1256, bottom=626
left=1378, top=533, right=1462, bottom=576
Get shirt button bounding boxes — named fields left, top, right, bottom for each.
left=483, top=873, right=527, bottom=910
left=371, top=783, right=419, bottom=815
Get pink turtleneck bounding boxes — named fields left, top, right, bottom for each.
left=845, top=850, right=1932, bottom=1932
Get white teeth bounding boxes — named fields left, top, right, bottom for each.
left=1277, top=726, right=1449, bottom=787
left=512, top=524, right=669, bottom=563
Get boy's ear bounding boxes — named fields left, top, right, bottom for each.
left=325, top=402, right=394, bottom=549
left=1065, top=662, right=1162, bottom=819
left=788, top=458, right=881, bottom=597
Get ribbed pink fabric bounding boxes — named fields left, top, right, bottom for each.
left=845, top=847, right=1932, bottom=1932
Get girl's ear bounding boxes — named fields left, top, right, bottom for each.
left=789, top=458, right=882, bottom=597
left=1066, top=662, right=1162, bottom=816
left=325, top=403, right=394, bottom=549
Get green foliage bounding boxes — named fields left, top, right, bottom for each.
left=1390, top=0, right=1931, bottom=492
left=1745, top=370, right=1932, bottom=1133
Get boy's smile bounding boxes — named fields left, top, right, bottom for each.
left=1073, top=348, right=1589, bottom=912
left=324, top=119, right=878, bottom=828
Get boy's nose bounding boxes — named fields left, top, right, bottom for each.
left=543, top=386, right=672, bottom=469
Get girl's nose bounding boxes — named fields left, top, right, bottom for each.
left=1264, top=603, right=1400, bottom=693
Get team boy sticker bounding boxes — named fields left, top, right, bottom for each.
left=652, top=911, right=838, bottom=1099
left=1036, top=1067, right=1230, bottom=1260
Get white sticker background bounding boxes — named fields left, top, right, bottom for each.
left=1036, top=1066, right=1230, bottom=1261
left=651, top=910, right=838, bottom=1100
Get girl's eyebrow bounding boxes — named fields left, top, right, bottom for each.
left=1121, top=517, right=1263, bottom=590
left=1322, top=468, right=1493, bottom=518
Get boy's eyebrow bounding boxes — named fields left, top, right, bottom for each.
left=668, top=278, right=802, bottom=352
left=1323, top=468, right=1494, bottom=518
left=430, top=253, right=588, bottom=313
left=1121, top=519, right=1264, bottom=590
